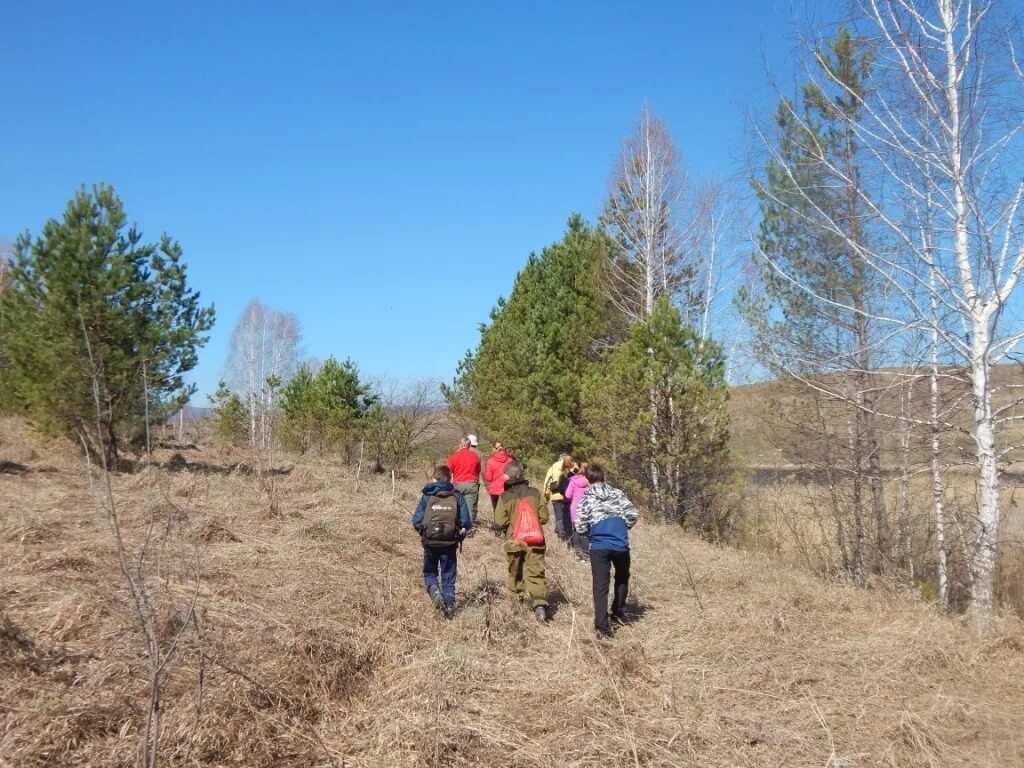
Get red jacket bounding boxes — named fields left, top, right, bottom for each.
left=447, top=447, right=481, bottom=483
left=483, top=449, right=511, bottom=496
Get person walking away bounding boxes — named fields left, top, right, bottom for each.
left=447, top=437, right=481, bottom=526
left=563, top=457, right=591, bottom=560
left=494, top=459, right=550, bottom=623
left=483, top=441, right=511, bottom=512
left=467, top=433, right=483, bottom=470
left=574, top=464, right=638, bottom=638
left=543, top=453, right=573, bottom=542
left=412, top=466, right=473, bottom=618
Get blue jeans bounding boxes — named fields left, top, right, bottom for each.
left=422, top=544, right=458, bottom=605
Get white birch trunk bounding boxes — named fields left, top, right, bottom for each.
left=929, top=321, right=948, bottom=610
left=969, top=320, right=1000, bottom=615
left=897, top=381, right=912, bottom=581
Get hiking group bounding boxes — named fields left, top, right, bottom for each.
left=412, top=435, right=639, bottom=639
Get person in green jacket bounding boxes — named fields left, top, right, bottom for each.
left=494, top=459, right=550, bottom=623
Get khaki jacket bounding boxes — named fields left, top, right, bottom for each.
left=495, top=479, right=549, bottom=547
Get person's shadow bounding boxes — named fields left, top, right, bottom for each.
left=546, top=587, right=571, bottom=619
left=545, top=591, right=653, bottom=624
left=617, top=599, right=652, bottom=624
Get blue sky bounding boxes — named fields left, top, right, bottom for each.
left=1, top=1, right=798, bottom=401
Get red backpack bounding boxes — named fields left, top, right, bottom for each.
left=511, top=497, right=544, bottom=546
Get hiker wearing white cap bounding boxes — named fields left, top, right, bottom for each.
left=447, top=437, right=481, bottom=524
left=467, top=433, right=482, bottom=464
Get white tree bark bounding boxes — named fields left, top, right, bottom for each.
left=225, top=299, right=302, bottom=449
left=930, top=318, right=949, bottom=610
left=754, top=0, right=1024, bottom=614
left=602, top=104, right=702, bottom=323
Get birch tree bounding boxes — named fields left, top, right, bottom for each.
left=601, top=104, right=703, bottom=323
left=693, top=181, right=752, bottom=384
left=224, top=299, right=302, bottom=448
left=756, top=0, right=1024, bottom=615
left=601, top=105, right=707, bottom=516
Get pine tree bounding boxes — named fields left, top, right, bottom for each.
left=279, top=364, right=317, bottom=453
left=744, top=28, right=891, bottom=578
left=443, top=215, right=615, bottom=464
left=278, top=357, right=376, bottom=457
left=209, top=381, right=250, bottom=446
left=0, top=185, right=214, bottom=465
left=583, top=298, right=731, bottom=531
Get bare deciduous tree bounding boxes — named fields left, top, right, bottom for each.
left=78, top=313, right=202, bottom=767
left=693, top=179, right=751, bottom=385
left=601, top=104, right=707, bottom=323
left=755, top=0, right=1024, bottom=615
left=601, top=105, right=712, bottom=517
left=367, top=377, right=444, bottom=472
left=224, top=299, right=302, bottom=449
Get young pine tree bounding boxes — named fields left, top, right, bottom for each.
left=209, top=381, right=250, bottom=446
left=0, top=185, right=214, bottom=465
left=584, top=298, right=731, bottom=533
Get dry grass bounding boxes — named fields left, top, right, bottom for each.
left=2, top=421, right=1023, bottom=766
left=739, top=473, right=1024, bottom=616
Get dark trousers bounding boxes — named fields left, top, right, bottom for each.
left=552, top=500, right=568, bottom=539
left=422, top=544, right=458, bottom=606
left=571, top=529, right=591, bottom=558
left=590, top=548, right=630, bottom=632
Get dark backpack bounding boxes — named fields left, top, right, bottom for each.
left=422, top=492, right=460, bottom=547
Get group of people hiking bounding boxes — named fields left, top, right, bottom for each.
left=411, top=435, right=639, bottom=639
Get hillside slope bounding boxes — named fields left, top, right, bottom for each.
left=1, top=432, right=1022, bottom=767
left=727, top=365, right=1024, bottom=468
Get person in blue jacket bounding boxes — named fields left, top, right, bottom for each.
left=412, top=466, right=473, bottom=618
left=574, top=464, right=639, bottom=638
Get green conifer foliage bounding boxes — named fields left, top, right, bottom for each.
left=278, top=357, right=376, bottom=456
left=746, top=26, right=876, bottom=374
left=583, top=298, right=731, bottom=532
left=209, top=381, right=250, bottom=446
left=443, top=215, right=614, bottom=464
left=0, top=185, right=214, bottom=465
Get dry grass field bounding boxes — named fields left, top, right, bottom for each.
left=2, top=416, right=1024, bottom=767
left=728, top=368, right=1024, bottom=616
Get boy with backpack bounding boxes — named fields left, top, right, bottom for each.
left=494, top=459, right=550, bottom=623
left=412, top=466, right=473, bottom=618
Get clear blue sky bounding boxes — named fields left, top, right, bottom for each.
left=1, top=1, right=798, bottom=402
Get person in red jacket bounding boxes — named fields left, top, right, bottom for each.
left=447, top=437, right=481, bottom=524
left=484, top=441, right=512, bottom=512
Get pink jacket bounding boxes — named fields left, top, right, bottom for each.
left=483, top=450, right=511, bottom=496
left=564, top=473, right=590, bottom=522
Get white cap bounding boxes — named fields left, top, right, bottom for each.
left=467, top=434, right=478, bottom=446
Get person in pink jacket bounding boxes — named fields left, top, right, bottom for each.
left=483, top=442, right=512, bottom=512
left=563, top=458, right=591, bottom=560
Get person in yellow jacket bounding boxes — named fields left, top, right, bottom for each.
left=543, top=453, right=573, bottom=543
left=495, top=459, right=550, bottom=623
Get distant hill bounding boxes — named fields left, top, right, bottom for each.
left=728, top=364, right=1024, bottom=468
left=180, top=404, right=211, bottom=422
